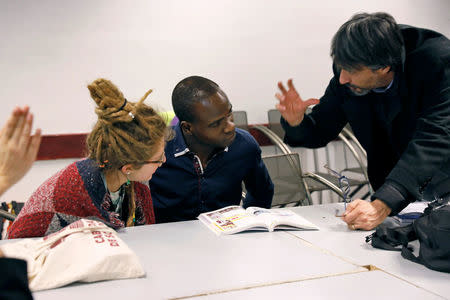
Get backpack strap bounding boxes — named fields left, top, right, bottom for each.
left=401, top=246, right=422, bottom=264
left=366, top=223, right=416, bottom=251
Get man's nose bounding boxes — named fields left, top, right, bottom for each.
left=224, top=118, right=235, bottom=133
left=339, top=70, right=351, bottom=85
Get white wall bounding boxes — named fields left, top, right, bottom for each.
left=0, top=0, right=449, bottom=202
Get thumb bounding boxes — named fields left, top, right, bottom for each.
left=304, top=98, right=320, bottom=107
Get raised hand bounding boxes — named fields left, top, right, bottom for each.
left=275, top=79, right=320, bottom=126
left=0, top=106, right=42, bottom=196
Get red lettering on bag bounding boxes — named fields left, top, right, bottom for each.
left=50, top=237, right=66, bottom=249
left=108, top=239, right=119, bottom=247
left=69, top=220, right=83, bottom=229
left=103, top=231, right=114, bottom=238
left=92, top=231, right=104, bottom=243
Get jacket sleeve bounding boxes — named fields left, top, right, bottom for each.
left=282, top=77, right=348, bottom=148
left=375, top=49, right=450, bottom=215
left=242, top=140, right=274, bottom=209
left=0, top=258, right=33, bottom=300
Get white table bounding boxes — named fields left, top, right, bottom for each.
left=185, top=270, right=444, bottom=300
left=33, top=219, right=365, bottom=300
left=288, top=203, right=450, bottom=299
left=2, top=204, right=448, bottom=299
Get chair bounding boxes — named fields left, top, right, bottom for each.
left=0, top=209, right=16, bottom=221
left=232, top=110, right=249, bottom=131
left=262, top=153, right=312, bottom=207
left=267, top=109, right=286, bottom=139
left=255, top=109, right=372, bottom=202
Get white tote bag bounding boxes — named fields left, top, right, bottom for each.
left=1, top=219, right=145, bottom=291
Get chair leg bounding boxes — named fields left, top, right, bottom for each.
left=349, top=184, right=365, bottom=198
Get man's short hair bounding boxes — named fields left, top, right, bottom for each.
left=331, top=12, right=404, bottom=71
left=172, top=76, right=223, bottom=123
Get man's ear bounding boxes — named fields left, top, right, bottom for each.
left=180, top=121, right=192, bottom=135
left=378, top=66, right=391, bottom=74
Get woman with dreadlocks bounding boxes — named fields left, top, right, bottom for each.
left=7, top=79, right=170, bottom=238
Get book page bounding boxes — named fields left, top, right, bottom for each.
left=392, top=201, right=429, bottom=224
left=398, top=201, right=429, bottom=214
left=198, top=206, right=266, bottom=235
left=245, top=207, right=319, bottom=232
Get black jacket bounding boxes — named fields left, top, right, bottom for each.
left=282, top=25, right=450, bottom=215
left=0, top=258, right=33, bottom=300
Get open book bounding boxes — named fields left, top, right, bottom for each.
left=198, top=206, right=319, bottom=236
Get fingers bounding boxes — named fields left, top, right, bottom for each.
left=278, top=79, right=299, bottom=96
left=10, top=107, right=29, bottom=144
left=343, top=208, right=359, bottom=224
left=349, top=223, right=357, bottom=230
left=0, top=107, right=40, bottom=160
left=342, top=199, right=363, bottom=224
left=0, top=107, right=21, bottom=143
left=287, top=79, right=295, bottom=91
left=349, top=222, right=374, bottom=231
left=18, top=112, right=34, bottom=151
left=277, top=81, right=288, bottom=94
left=342, top=200, right=387, bottom=231
left=304, top=98, right=320, bottom=107
left=275, top=103, right=285, bottom=111
left=28, top=128, right=42, bottom=162
left=275, top=93, right=285, bottom=103
left=345, top=199, right=360, bottom=211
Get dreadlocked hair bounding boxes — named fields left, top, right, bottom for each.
left=86, top=78, right=168, bottom=227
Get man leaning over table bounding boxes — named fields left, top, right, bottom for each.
left=150, top=76, right=274, bottom=223
left=275, top=12, right=450, bottom=230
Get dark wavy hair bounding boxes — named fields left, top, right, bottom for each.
left=331, top=12, right=404, bottom=72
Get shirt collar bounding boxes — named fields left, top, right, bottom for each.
left=171, top=124, right=229, bottom=158
left=172, top=124, right=190, bottom=157
left=372, top=77, right=395, bottom=93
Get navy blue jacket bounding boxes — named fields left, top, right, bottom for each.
left=282, top=25, right=450, bottom=214
left=150, top=126, right=274, bottom=223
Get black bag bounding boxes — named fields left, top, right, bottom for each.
left=366, top=198, right=450, bottom=273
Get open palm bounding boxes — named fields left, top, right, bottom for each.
left=275, top=79, right=320, bottom=126
left=0, top=106, right=41, bottom=195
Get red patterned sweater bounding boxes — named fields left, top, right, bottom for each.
left=7, top=159, right=155, bottom=239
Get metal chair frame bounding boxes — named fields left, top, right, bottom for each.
left=254, top=109, right=373, bottom=201
left=0, top=209, right=16, bottom=221
left=262, top=153, right=313, bottom=207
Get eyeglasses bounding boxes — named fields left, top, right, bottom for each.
left=323, top=165, right=350, bottom=217
left=142, top=152, right=166, bottom=166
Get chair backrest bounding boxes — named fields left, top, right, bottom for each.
left=262, top=153, right=310, bottom=207
left=265, top=108, right=371, bottom=200
left=267, top=109, right=285, bottom=139
left=0, top=209, right=16, bottom=221
left=232, top=110, right=249, bottom=131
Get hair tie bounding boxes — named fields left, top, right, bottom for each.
left=118, top=98, right=127, bottom=111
